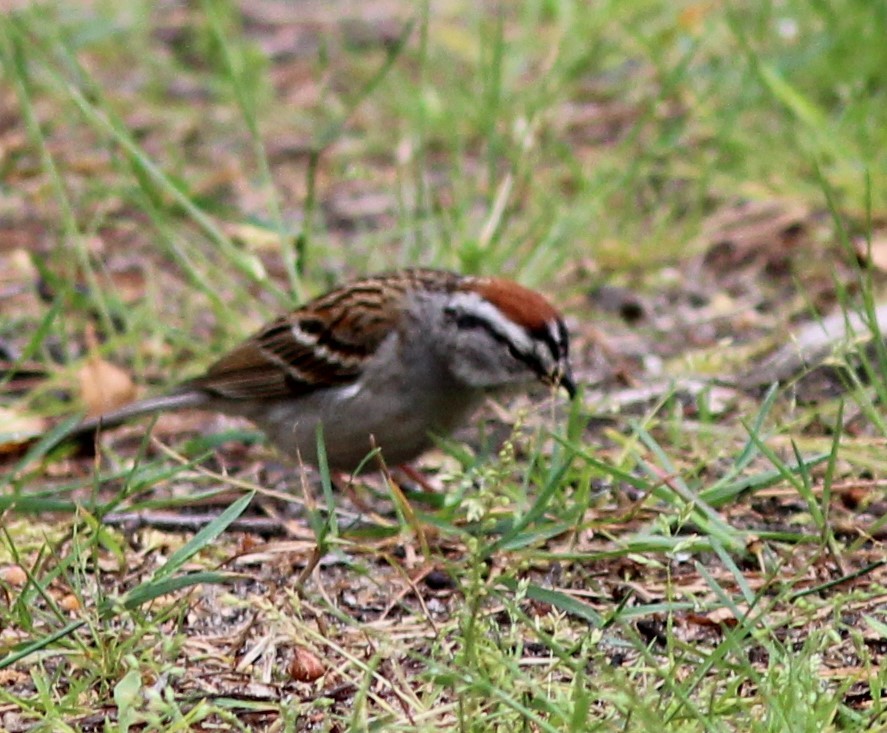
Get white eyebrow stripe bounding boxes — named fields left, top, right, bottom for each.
left=542, top=319, right=567, bottom=361
left=449, top=291, right=535, bottom=353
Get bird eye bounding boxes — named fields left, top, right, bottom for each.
left=455, top=313, right=488, bottom=331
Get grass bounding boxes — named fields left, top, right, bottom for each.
left=2, top=0, right=887, bottom=730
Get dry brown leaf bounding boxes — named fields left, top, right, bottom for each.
left=0, top=407, right=45, bottom=438
left=685, top=607, right=740, bottom=629
left=0, top=667, right=30, bottom=687
left=0, top=407, right=45, bottom=461
left=78, top=324, right=138, bottom=417
left=288, top=646, right=325, bottom=682
left=0, top=565, right=27, bottom=586
left=59, top=594, right=81, bottom=612
left=78, top=356, right=137, bottom=417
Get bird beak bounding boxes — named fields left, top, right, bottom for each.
left=548, top=365, right=576, bottom=399
left=561, top=367, right=577, bottom=399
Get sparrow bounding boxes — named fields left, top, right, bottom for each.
left=70, top=268, right=575, bottom=471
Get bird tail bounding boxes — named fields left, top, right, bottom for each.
left=68, top=389, right=212, bottom=439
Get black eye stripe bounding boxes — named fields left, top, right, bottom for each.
left=557, top=321, right=570, bottom=355
left=451, top=312, right=484, bottom=330
left=530, top=324, right=562, bottom=362
left=453, top=312, right=550, bottom=380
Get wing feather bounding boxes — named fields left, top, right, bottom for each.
left=182, top=269, right=461, bottom=401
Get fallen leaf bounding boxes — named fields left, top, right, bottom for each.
left=78, top=324, right=138, bottom=417
left=288, top=646, right=325, bottom=682
left=0, top=407, right=46, bottom=459
left=78, top=356, right=137, bottom=417
left=59, top=594, right=81, bottom=612
left=0, top=407, right=45, bottom=437
left=0, top=565, right=27, bottom=586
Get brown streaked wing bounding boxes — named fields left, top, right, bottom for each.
left=186, top=339, right=300, bottom=399
left=184, top=279, right=410, bottom=400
